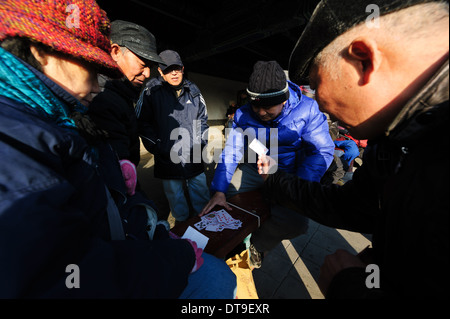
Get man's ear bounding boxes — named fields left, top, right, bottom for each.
left=158, top=67, right=164, bottom=77
left=110, top=44, right=122, bottom=62
left=347, top=37, right=381, bottom=85
left=29, top=45, right=48, bottom=66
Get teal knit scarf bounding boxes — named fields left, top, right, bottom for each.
left=0, top=46, right=86, bottom=129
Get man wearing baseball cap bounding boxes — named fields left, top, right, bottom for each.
left=136, top=50, right=210, bottom=223
left=89, top=20, right=166, bottom=196
left=258, top=0, right=449, bottom=298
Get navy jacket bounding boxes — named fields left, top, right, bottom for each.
left=0, top=94, right=195, bottom=298
left=136, top=77, right=209, bottom=179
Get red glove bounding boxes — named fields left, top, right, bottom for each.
left=119, top=159, right=137, bottom=196
left=184, top=239, right=204, bottom=273
left=168, top=232, right=204, bottom=273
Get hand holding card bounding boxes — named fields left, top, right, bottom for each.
left=257, top=154, right=278, bottom=175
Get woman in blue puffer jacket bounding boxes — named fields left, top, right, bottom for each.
left=201, top=61, right=334, bottom=266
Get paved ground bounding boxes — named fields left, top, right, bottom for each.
left=137, top=130, right=372, bottom=299
left=253, top=220, right=372, bottom=299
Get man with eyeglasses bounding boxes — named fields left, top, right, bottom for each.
left=136, top=50, right=210, bottom=223
left=89, top=20, right=165, bottom=196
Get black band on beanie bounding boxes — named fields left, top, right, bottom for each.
left=247, top=84, right=290, bottom=107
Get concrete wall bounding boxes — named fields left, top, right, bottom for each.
left=188, top=72, right=247, bottom=121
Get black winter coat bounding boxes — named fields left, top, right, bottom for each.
left=89, top=77, right=141, bottom=166
left=264, top=60, right=449, bottom=299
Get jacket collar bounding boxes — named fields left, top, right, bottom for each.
left=387, top=58, right=449, bottom=145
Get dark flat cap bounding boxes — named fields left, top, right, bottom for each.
left=289, top=0, right=440, bottom=84
left=111, top=20, right=165, bottom=64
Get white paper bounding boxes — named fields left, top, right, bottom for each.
left=249, top=138, right=268, bottom=156
left=182, top=226, right=209, bottom=250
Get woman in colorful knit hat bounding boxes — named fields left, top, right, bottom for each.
left=0, top=0, right=235, bottom=298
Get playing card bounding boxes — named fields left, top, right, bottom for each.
left=194, top=220, right=207, bottom=230
left=195, top=210, right=242, bottom=232
left=215, top=209, right=234, bottom=224
left=249, top=138, right=268, bottom=156
left=182, top=226, right=209, bottom=250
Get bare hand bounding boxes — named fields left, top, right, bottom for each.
left=318, top=249, right=366, bottom=296
left=257, top=154, right=278, bottom=180
left=199, top=192, right=231, bottom=216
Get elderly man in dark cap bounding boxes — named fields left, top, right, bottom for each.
left=258, top=0, right=449, bottom=298
left=89, top=20, right=165, bottom=196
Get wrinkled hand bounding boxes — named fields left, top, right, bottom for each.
left=318, top=249, right=366, bottom=296
left=257, top=155, right=278, bottom=180
left=119, top=159, right=137, bottom=196
left=184, top=239, right=204, bottom=273
left=199, top=192, right=231, bottom=216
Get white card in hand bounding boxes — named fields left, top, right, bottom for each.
left=182, top=226, right=209, bottom=250
left=249, top=138, right=268, bottom=156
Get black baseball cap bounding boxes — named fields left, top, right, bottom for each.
left=158, top=50, right=183, bottom=72
left=289, top=0, right=440, bottom=85
left=110, top=20, right=165, bottom=65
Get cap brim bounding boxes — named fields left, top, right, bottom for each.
left=289, top=0, right=439, bottom=85
left=127, top=47, right=165, bottom=65
left=0, top=11, right=121, bottom=78
left=159, top=63, right=183, bottom=71
left=288, top=1, right=342, bottom=85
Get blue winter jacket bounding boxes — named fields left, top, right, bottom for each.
left=0, top=49, right=195, bottom=298
left=211, top=81, right=334, bottom=194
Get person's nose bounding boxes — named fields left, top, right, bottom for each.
left=142, top=66, right=151, bottom=79
left=257, top=108, right=267, bottom=117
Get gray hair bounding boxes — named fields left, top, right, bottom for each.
left=314, top=2, right=449, bottom=80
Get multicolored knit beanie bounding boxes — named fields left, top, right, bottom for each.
left=0, top=0, right=119, bottom=76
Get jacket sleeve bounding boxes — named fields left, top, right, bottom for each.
left=89, top=91, right=131, bottom=160
left=264, top=165, right=378, bottom=233
left=210, top=124, right=245, bottom=194
left=136, top=87, right=159, bottom=154
left=197, top=92, right=209, bottom=148
left=295, top=100, right=335, bottom=182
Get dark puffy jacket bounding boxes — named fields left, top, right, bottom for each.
left=264, top=61, right=449, bottom=299
left=0, top=83, right=195, bottom=298
left=136, top=77, right=209, bottom=179
left=88, top=77, right=141, bottom=167
left=211, top=81, right=335, bottom=193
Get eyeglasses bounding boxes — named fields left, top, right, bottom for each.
left=162, top=66, right=183, bottom=75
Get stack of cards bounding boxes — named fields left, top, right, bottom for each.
left=195, top=209, right=242, bottom=232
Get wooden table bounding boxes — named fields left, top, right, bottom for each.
left=171, top=190, right=271, bottom=259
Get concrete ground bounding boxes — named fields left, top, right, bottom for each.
left=136, top=127, right=372, bottom=299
